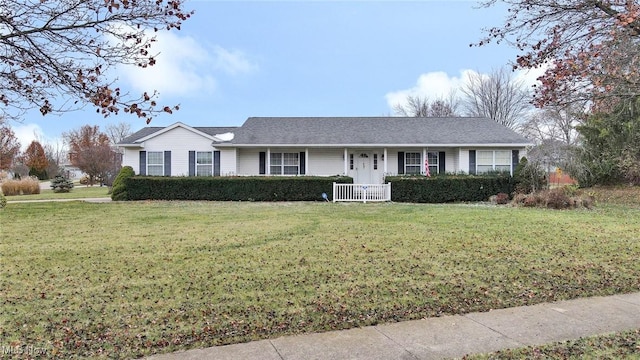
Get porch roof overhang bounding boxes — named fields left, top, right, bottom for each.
left=117, top=143, right=144, bottom=148
left=212, top=142, right=533, bottom=148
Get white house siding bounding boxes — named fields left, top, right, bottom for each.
left=237, top=148, right=261, bottom=175
left=459, top=149, right=471, bottom=174
left=122, top=149, right=140, bottom=174
left=219, top=148, right=237, bottom=176
left=445, top=150, right=458, bottom=174
left=308, top=149, right=343, bottom=176
left=140, top=127, right=216, bottom=176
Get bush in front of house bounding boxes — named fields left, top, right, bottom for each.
left=50, top=175, right=74, bottom=193
left=122, top=176, right=353, bottom=201
left=111, top=166, right=135, bottom=201
left=1, top=180, right=20, bottom=196
left=20, top=177, right=41, bottom=195
left=0, top=177, right=42, bottom=196
left=385, top=175, right=516, bottom=203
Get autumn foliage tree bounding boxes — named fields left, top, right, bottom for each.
left=0, top=0, right=192, bottom=122
left=0, top=125, right=20, bottom=170
left=476, top=1, right=640, bottom=110
left=23, top=140, right=49, bottom=179
left=65, top=125, right=120, bottom=185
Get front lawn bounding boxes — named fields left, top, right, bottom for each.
left=1, top=200, right=639, bottom=358
left=4, top=185, right=110, bottom=201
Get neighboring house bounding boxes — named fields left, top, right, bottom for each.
left=117, top=117, right=533, bottom=184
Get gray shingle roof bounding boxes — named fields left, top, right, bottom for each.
left=118, top=127, right=163, bottom=144
left=118, top=126, right=238, bottom=144
left=227, top=117, right=531, bottom=146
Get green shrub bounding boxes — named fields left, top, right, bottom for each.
left=0, top=192, right=6, bottom=209
left=123, top=176, right=353, bottom=201
left=111, top=166, right=135, bottom=201
left=385, top=175, right=516, bottom=203
left=50, top=175, right=74, bottom=193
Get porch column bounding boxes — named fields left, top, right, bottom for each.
left=383, top=148, right=388, bottom=174
left=344, top=148, right=348, bottom=175
left=266, top=148, right=271, bottom=175
left=305, top=148, right=309, bottom=175
left=423, top=148, right=427, bottom=175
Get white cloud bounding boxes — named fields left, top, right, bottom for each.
left=213, top=46, right=258, bottom=75
left=117, top=31, right=257, bottom=99
left=11, top=123, right=65, bottom=152
left=119, top=31, right=217, bottom=97
left=13, top=123, right=44, bottom=151
left=385, top=68, right=545, bottom=112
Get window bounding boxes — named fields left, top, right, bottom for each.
left=270, top=153, right=299, bottom=175
left=349, top=154, right=354, bottom=170
left=477, top=150, right=511, bottom=174
left=373, top=153, right=378, bottom=170
left=405, top=152, right=421, bottom=174
left=147, top=151, right=164, bottom=176
left=427, top=152, right=438, bottom=175
left=196, top=151, right=213, bottom=176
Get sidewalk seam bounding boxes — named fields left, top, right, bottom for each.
left=461, top=313, right=527, bottom=348
left=268, top=340, right=285, bottom=360
left=372, top=326, right=420, bottom=360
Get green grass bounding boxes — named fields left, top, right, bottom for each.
left=1, top=201, right=639, bottom=358
left=467, top=329, right=640, bottom=359
left=4, top=186, right=110, bottom=200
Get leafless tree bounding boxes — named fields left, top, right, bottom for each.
left=521, top=104, right=586, bottom=146
left=106, top=122, right=133, bottom=144
left=461, top=68, right=532, bottom=130
left=393, top=93, right=460, bottom=117
left=0, top=0, right=191, bottom=122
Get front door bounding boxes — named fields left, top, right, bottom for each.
left=354, top=152, right=372, bottom=184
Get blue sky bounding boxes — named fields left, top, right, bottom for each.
left=10, top=0, right=542, bottom=148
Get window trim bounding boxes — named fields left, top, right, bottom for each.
left=147, top=151, right=164, bottom=176
left=405, top=152, right=421, bottom=175
left=195, top=151, right=213, bottom=177
left=476, top=150, right=512, bottom=174
left=270, top=152, right=300, bottom=175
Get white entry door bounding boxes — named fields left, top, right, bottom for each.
left=354, top=152, right=372, bottom=184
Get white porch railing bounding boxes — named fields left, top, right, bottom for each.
left=333, top=182, right=391, bottom=203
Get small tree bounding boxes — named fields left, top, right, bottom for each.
left=514, top=157, right=547, bottom=193
left=22, top=140, right=49, bottom=179
left=0, top=125, right=21, bottom=170
left=65, top=125, right=120, bottom=185
left=50, top=175, right=74, bottom=193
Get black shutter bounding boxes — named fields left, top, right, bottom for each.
left=512, top=150, right=520, bottom=175
left=259, top=152, right=266, bottom=175
left=397, top=151, right=405, bottom=175
left=469, top=150, right=476, bottom=175
left=439, top=151, right=446, bottom=174
left=139, top=151, right=146, bottom=175
left=188, top=151, right=195, bottom=176
left=299, top=151, right=306, bottom=175
left=214, top=151, right=221, bottom=176
left=164, top=151, right=171, bottom=176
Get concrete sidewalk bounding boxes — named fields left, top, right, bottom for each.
left=147, top=292, right=640, bottom=360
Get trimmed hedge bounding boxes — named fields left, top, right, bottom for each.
left=111, top=166, right=135, bottom=201
left=122, top=176, right=353, bottom=201
left=386, top=175, right=516, bottom=203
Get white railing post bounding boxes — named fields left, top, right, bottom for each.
left=331, top=183, right=391, bottom=203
